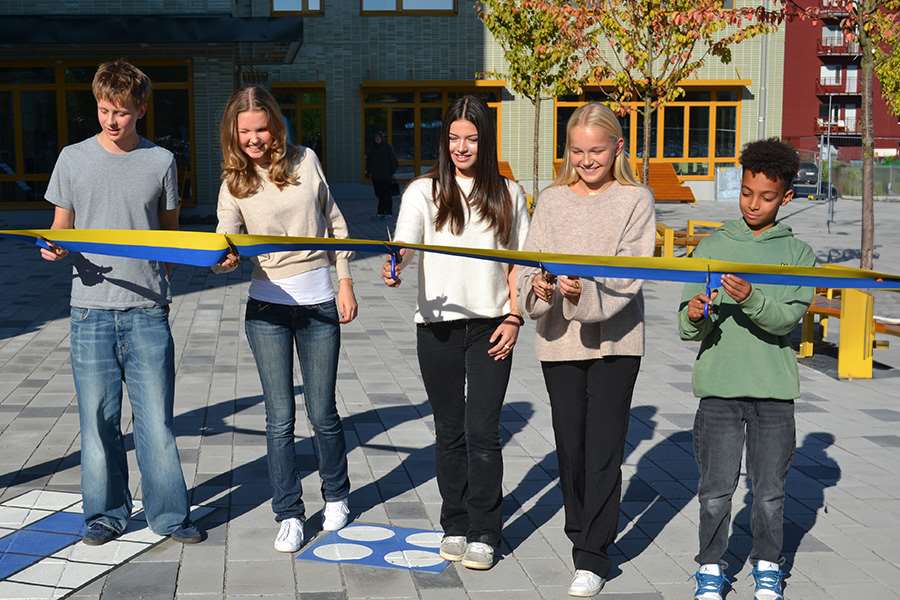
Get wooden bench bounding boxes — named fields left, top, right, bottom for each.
left=655, top=220, right=722, bottom=257
left=799, top=288, right=900, bottom=379
left=647, top=162, right=696, bottom=203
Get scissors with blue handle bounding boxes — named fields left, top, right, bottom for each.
left=386, top=226, right=402, bottom=281
left=704, top=266, right=712, bottom=318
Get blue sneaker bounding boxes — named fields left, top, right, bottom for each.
left=752, top=565, right=784, bottom=600
left=693, top=569, right=726, bottom=600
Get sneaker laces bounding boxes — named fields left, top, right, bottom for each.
left=752, top=568, right=783, bottom=593
left=694, top=571, right=725, bottom=594
left=276, top=519, right=300, bottom=542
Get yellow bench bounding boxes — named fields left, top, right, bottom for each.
left=655, top=220, right=723, bottom=258
left=798, top=288, right=900, bottom=379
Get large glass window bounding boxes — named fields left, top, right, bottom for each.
left=0, top=61, right=194, bottom=207
left=361, top=85, right=502, bottom=180
left=273, top=86, right=326, bottom=168
left=554, top=87, right=741, bottom=180
left=361, top=0, right=455, bottom=13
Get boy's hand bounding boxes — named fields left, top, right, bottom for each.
left=217, top=251, right=240, bottom=271
left=687, top=290, right=718, bottom=322
left=721, top=274, right=752, bottom=303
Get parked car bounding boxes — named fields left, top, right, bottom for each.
left=792, top=180, right=839, bottom=201
left=796, top=161, right=819, bottom=185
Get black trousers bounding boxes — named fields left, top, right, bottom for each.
left=373, top=178, right=393, bottom=215
left=694, top=397, right=795, bottom=566
left=417, top=317, right=512, bottom=546
left=542, top=356, right=641, bottom=576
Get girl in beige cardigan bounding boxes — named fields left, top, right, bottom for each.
left=517, top=103, right=656, bottom=597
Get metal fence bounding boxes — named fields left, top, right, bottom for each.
left=830, top=164, right=900, bottom=200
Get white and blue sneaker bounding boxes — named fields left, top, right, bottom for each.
left=752, top=562, right=784, bottom=600
left=694, top=564, right=727, bottom=600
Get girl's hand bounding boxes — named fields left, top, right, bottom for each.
left=382, top=248, right=407, bottom=287
left=687, top=290, right=718, bottom=322
left=558, top=276, right=582, bottom=305
left=488, top=319, right=520, bottom=361
left=337, top=278, right=358, bottom=323
left=532, top=271, right=555, bottom=302
left=721, top=274, right=752, bottom=303
left=216, top=251, right=240, bottom=271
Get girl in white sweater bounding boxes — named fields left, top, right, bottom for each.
left=383, top=95, right=529, bottom=570
left=214, top=85, right=357, bottom=553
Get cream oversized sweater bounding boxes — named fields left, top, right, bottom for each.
left=216, top=147, right=352, bottom=281
left=517, top=182, right=656, bottom=362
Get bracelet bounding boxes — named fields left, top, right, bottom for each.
left=503, top=313, right=525, bottom=327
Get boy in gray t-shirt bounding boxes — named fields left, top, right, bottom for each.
left=41, top=60, right=203, bottom=546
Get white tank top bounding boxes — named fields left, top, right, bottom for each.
left=248, top=266, right=334, bottom=306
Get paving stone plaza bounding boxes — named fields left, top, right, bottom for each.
left=0, top=193, right=898, bottom=599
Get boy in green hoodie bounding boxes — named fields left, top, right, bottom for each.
left=680, top=138, right=815, bottom=600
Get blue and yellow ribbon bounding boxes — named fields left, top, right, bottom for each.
left=2, top=228, right=899, bottom=290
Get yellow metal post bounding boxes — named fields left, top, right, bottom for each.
left=837, top=288, right=874, bottom=380
left=798, top=312, right=815, bottom=358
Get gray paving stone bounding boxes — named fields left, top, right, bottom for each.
left=101, top=561, right=179, bottom=599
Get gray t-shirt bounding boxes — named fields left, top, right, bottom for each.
left=45, top=136, right=179, bottom=309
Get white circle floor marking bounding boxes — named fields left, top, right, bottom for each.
left=405, top=532, right=443, bottom=549
left=313, top=543, right=373, bottom=561
left=384, top=550, right=444, bottom=568
left=337, top=525, right=395, bottom=542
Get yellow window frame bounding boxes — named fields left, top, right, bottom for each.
left=0, top=59, right=195, bottom=209
left=271, top=82, right=327, bottom=171
left=360, top=80, right=504, bottom=182
left=553, top=85, right=744, bottom=181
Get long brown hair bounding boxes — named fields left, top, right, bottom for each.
left=220, top=85, right=298, bottom=198
left=426, top=95, right=512, bottom=247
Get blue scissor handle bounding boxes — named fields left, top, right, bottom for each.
left=390, top=250, right=400, bottom=280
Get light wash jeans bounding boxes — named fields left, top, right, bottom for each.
left=244, top=298, right=349, bottom=522
left=69, top=306, right=190, bottom=535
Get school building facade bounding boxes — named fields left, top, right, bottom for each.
left=0, top=0, right=785, bottom=212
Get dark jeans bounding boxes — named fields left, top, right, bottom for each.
left=244, top=298, right=349, bottom=522
left=70, top=306, right=190, bottom=536
left=417, top=317, right=512, bottom=546
left=541, top=357, right=641, bottom=577
left=373, top=178, right=393, bottom=215
left=693, top=397, right=796, bottom=566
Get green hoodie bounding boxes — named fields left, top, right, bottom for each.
left=678, top=219, right=816, bottom=400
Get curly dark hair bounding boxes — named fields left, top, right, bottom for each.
left=739, top=138, right=799, bottom=191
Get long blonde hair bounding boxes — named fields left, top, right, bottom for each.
left=553, top=102, right=641, bottom=188
left=220, top=85, right=298, bottom=199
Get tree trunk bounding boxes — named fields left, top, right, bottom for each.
left=641, top=97, right=652, bottom=184
left=860, top=0, right=875, bottom=270
left=533, top=96, right=541, bottom=207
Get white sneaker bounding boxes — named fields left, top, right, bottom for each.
left=322, top=499, right=350, bottom=531
left=568, top=569, right=605, bottom=597
left=439, top=535, right=467, bottom=561
left=273, top=517, right=304, bottom=553
left=461, top=542, right=494, bottom=570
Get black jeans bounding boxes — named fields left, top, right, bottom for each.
left=417, top=317, right=512, bottom=546
left=541, top=356, right=641, bottom=577
left=693, top=397, right=795, bottom=566
left=373, top=179, right=393, bottom=215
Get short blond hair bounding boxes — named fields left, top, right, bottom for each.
left=92, top=59, right=151, bottom=108
left=553, top=102, right=641, bottom=188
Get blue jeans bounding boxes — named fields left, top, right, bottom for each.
left=244, top=298, right=349, bottom=522
left=69, top=306, right=190, bottom=536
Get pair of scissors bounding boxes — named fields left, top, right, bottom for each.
left=704, top=266, right=712, bottom=318
left=386, top=226, right=402, bottom=281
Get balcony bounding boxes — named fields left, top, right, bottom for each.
left=817, top=40, right=861, bottom=56
left=819, top=0, right=850, bottom=17
left=814, top=117, right=860, bottom=136
left=815, top=77, right=859, bottom=95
